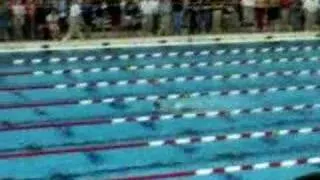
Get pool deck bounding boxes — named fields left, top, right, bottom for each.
left=0, top=32, right=319, bottom=52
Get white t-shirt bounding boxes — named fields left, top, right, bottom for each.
left=241, top=0, right=256, bottom=7
left=140, top=0, right=159, bottom=15
left=69, top=3, right=82, bottom=17
left=46, top=13, right=59, bottom=23
left=12, top=4, right=26, bottom=17
left=303, top=0, right=320, bottom=13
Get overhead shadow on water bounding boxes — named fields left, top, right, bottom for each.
left=139, top=121, right=157, bottom=131
left=85, top=152, right=104, bottom=165
left=295, top=172, right=320, bottom=180
left=223, top=174, right=243, bottom=180
left=63, top=73, right=77, bottom=82
left=58, top=127, right=74, bottom=138
left=1, top=178, right=17, bottom=180
left=179, top=129, right=201, bottom=136
left=84, top=86, right=98, bottom=94
left=11, top=91, right=30, bottom=101
left=109, top=101, right=129, bottom=110
left=33, top=108, right=48, bottom=116
left=180, top=146, right=198, bottom=154
left=221, top=114, right=237, bottom=123
left=0, top=121, right=14, bottom=128
left=260, top=137, right=279, bottom=146
left=24, top=144, right=43, bottom=152
left=49, top=173, right=74, bottom=180
left=211, top=152, right=252, bottom=162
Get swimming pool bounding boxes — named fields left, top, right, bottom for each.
left=0, top=34, right=320, bottom=180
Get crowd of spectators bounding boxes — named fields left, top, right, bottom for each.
left=0, top=0, right=319, bottom=41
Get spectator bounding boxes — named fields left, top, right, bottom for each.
left=241, top=0, right=256, bottom=27
left=108, top=0, right=122, bottom=30
left=280, top=0, right=293, bottom=31
left=151, top=0, right=161, bottom=34
left=188, top=0, right=201, bottom=34
left=25, top=0, right=36, bottom=39
left=140, top=0, right=159, bottom=34
left=62, top=0, right=84, bottom=41
left=81, top=0, right=93, bottom=37
left=268, top=0, right=281, bottom=31
left=2, top=0, right=320, bottom=41
left=289, top=0, right=305, bottom=31
left=58, top=0, right=68, bottom=34
left=158, top=0, right=172, bottom=35
left=0, top=1, right=11, bottom=41
left=46, top=8, right=60, bottom=40
left=122, top=0, right=142, bottom=32
left=92, top=0, right=109, bottom=33
left=303, top=0, right=320, bottom=31
left=255, top=0, right=268, bottom=31
left=172, top=0, right=184, bottom=35
left=221, top=3, right=240, bottom=32
left=198, top=0, right=213, bottom=33
left=35, top=0, right=50, bottom=39
left=11, top=0, right=26, bottom=40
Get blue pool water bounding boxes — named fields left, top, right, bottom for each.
left=0, top=39, right=320, bottom=180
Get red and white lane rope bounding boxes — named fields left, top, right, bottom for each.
left=0, top=84, right=319, bottom=109
left=1, top=103, right=320, bottom=131
left=0, top=126, right=318, bottom=159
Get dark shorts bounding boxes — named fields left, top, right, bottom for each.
left=268, top=7, right=281, bottom=21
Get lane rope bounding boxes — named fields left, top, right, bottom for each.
left=11, top=45, right=317, bottom=66
left=1, top=68, right=320, bottom=91
left=0, top=84, right=319, bottom=109
left=0, top=126, right=318, bottom=159
left=1, top=103, right=320, bottom=132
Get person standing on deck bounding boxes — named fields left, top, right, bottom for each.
left=289, top=0, right=304, bottom=31
left=188, top=0, right=201, bottom=34
left=0, top=1, right=11, bottom=41
left=241, top=0, right=256, bottom=28
left=302, top=0, right=320, bottom=31
left=62, top=0, right=84, bottom=41
left=280, top=0, right=293, bottom=31
left=221, top=2, right=240, bottom=32
left=255, top=0, right=268, bottom=31
left=25, top=0, right=36, bottom=40
left=11, top=0, right=26, bottom=40
left=58, top=0, right=68, bottom=35
left=158, top=0, right=172, bottom=35
left=198, top=0, right=213, bottom=33
left=140, top=0, right=159, bottom=35
left=81, top=0, right=93, bottom=38
left=46, top=8, right=60, bottom=40
left=268, top=0, right=281, bottom=31
left=172, top=0, right=184, bottom=35
left=122, top=0, right=142, bottom=35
